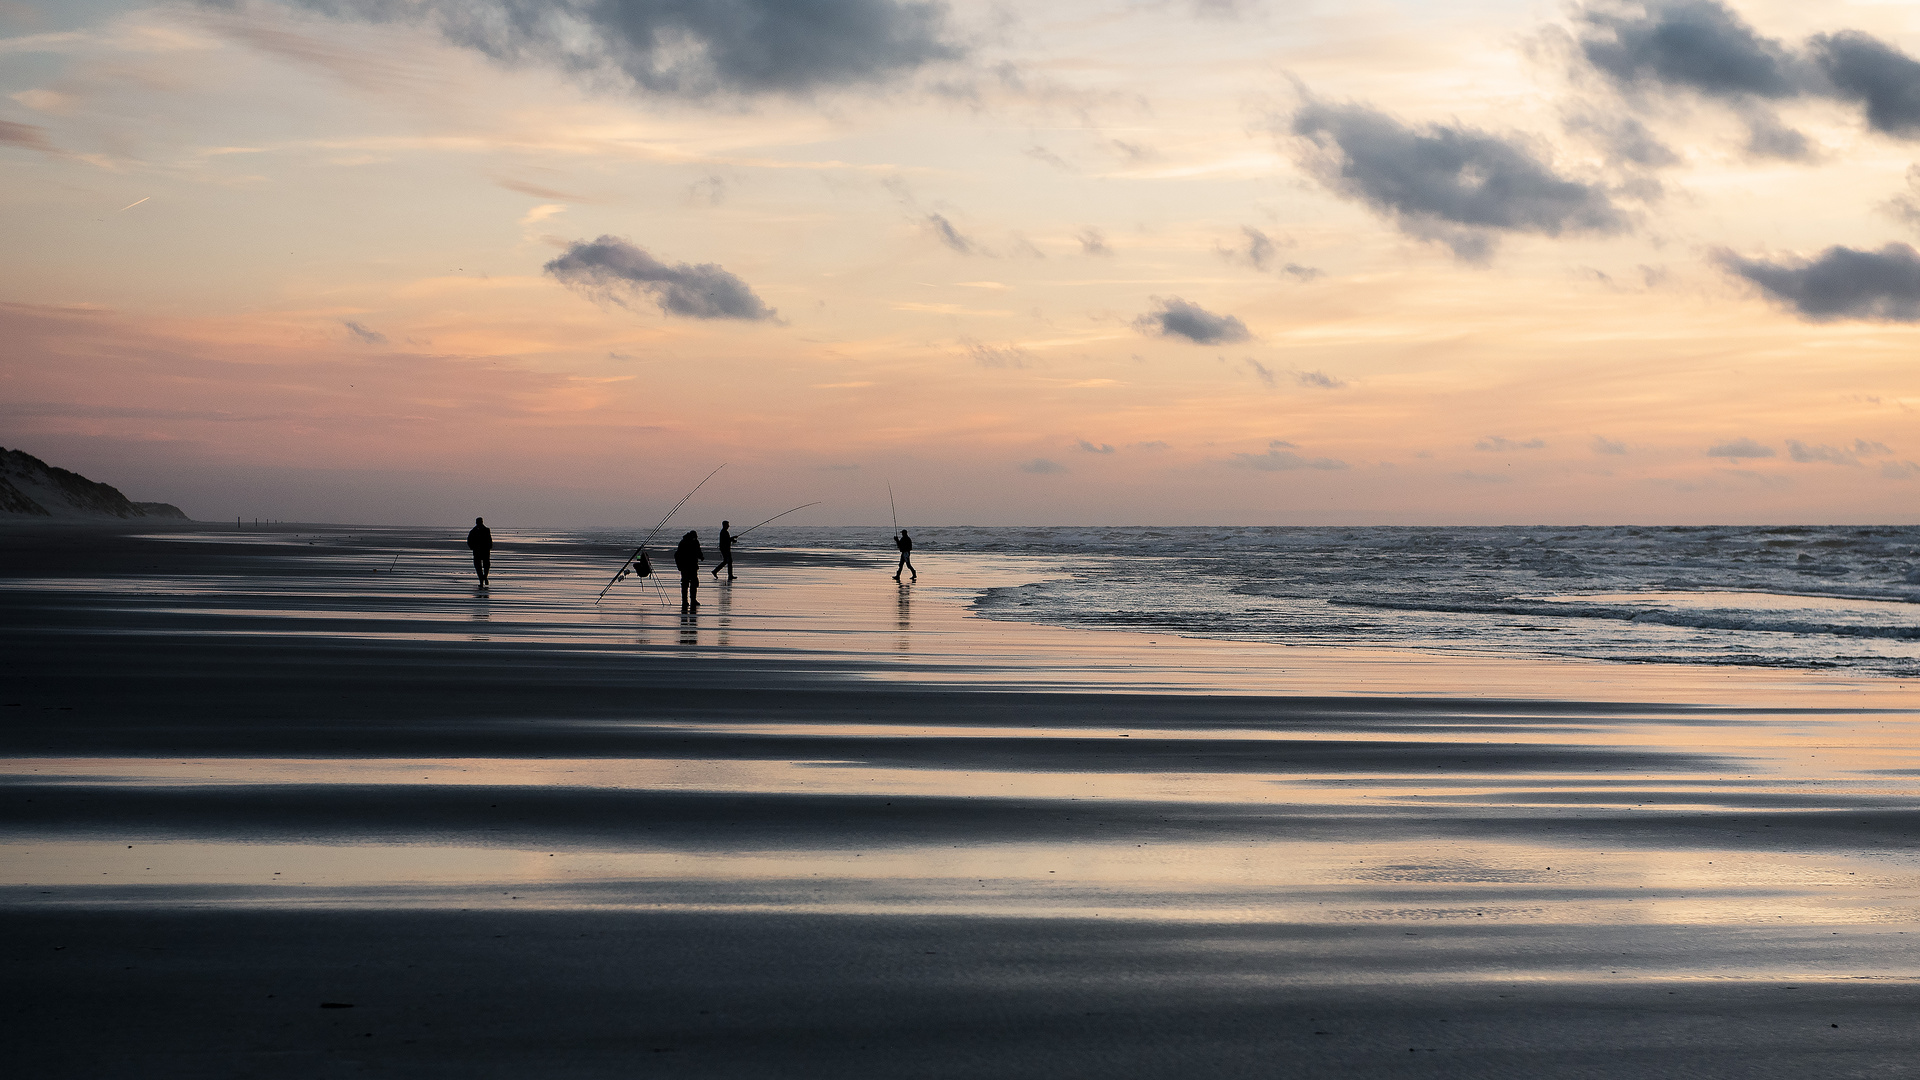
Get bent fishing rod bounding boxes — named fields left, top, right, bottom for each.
left=732, top=501, right=821, bottom=542
left=595, top=462, right=727, bottom=603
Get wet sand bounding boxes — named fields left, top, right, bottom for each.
left=4, top=522, right=1918, bottom=1077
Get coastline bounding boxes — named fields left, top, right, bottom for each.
left=4, top=523, right=1918, bottom=1077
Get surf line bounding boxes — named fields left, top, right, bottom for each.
left=733, top=501, right=821, bottom=542
left=595, top=463, right=727, bottom=603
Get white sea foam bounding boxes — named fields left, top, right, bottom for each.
left=745, top=524, right=1920, bottom=678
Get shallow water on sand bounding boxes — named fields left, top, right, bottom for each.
left=3, top=525, right=1919, bottom=986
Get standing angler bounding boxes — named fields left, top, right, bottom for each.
left=893, top=529, right=916, bottom=582
left=674, top=530, right=704, bottom=608
left=712, top=520, right=736, bottom=580
left=466, top=516, right=492, bottom=587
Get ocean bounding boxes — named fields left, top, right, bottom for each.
left=758, top=524, right=1920, bottom=678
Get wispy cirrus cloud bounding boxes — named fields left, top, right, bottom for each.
left=1786, top=438, right=1891, bottom=465
left=340, top=319, right=387, bottom=344
left=1229, top=440, right=1347, bottom=471
left=1475, top=435, right=1546, bottom=451
left=0, top=119, right=59, bottom=155
left=925, top=213, right=982, bottom=255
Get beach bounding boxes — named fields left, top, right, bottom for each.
left=4, top=522, right=1919, bottom=1077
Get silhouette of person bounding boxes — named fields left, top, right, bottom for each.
left=893, top=529, right=916, bottom=582
left=712, top=520, right=735, bottom=579
left=674, top=530, right=704, bottom=608
left=466, top=517, right=492, bottom=586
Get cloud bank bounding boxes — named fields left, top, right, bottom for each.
left=1568, top=2, right=1920, bottom=151
left=293, top=0, right=965, bottom=98
left=544, top=236, right=778, bottom=321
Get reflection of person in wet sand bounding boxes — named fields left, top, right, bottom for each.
left=893, top=529, right=916, bottom=582
left=466, top=517, right=492, bottom=587
left=674, top=530, right=704, bottom=608
left=712, top=521, right=735, bottom=580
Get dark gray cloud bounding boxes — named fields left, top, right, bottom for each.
left=1289, top=99, right=1626, bottom=260
left=1074, top=439, right=1115, bottom=454
left=925, top=213, right=980, bottom=255
left=0, top=119, right=57, bottom=154
left=341, top=320, right=387, bottom=344
left=1243, top=358, right=1275, bottom=387
left=1566, top=1, right=1814, bottom=159
left=1019, top=458, right=1067, bottom=474
left=1230, top=440, right=1347, bottom=471
left=544, top=235, right=777, bottom=321
left=1132, top=296, right=1249, bottom=345
left=1714, top=243, right=1920, bottom=321
left=1295, top=370, right=1344, bottom=389
left=294, top=0, right=965, bottom=98
left=1810, top=31, right=1920, bottom=138
left=1075, top=228, right=1113, bottom=257
left=1574, top=0, right=1799, bottom=100
left=1566, top=5, right=1920, bottom=150
left=1591, top=435, right=1628, bottom=454
left=1706, top=437, right=1774, bottom=458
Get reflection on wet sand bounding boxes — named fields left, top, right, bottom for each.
left=895, top=580, right=911, bottom=656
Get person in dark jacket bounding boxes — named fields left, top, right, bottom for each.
left=674, top=530, right=704, bottom=608
left=466, top=517, right=492, bottom=586
left=893, top=529, right=916, bottom=582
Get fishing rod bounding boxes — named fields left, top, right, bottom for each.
left=732, top=501, right=821, bottom=542
left=595, top=463, right=727, bottom=603
left=888, top=482, right=899, bottom=534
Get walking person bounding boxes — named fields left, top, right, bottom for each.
left=893, top=529, right=916, bottom=582
left=711, top=520, right=736, bottom=580
left=674, top=530, right=704, bottom=608
left=466, top=517, right=492, bottom=587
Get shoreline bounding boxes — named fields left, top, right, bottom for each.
left=5, top=524, right=1919, bottom=1076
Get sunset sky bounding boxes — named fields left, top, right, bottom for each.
left=5, top=0, right=1920, bottom=526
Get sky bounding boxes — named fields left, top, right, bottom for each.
left=4, top=0, right=1920, bottom=527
